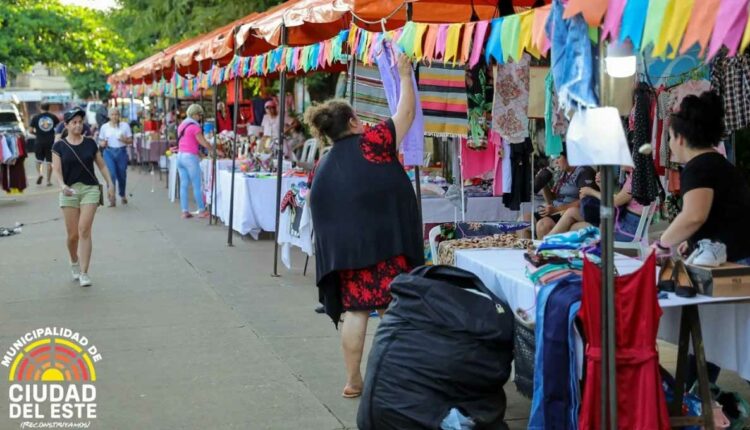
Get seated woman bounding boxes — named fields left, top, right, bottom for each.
left=546, top=168, right=647, bottom=239
left=522, top=150, right=596, bottom=238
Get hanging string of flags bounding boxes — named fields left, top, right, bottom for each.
left=113, top=0, right=750, bottom=98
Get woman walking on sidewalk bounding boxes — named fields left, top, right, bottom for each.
left=306, top=54, right=424, bottom=399
left=98, top=107, right=133, bottom=206
left=176, top=104, right=213, bottom=219
left=52, top=107, right=115, bottom=287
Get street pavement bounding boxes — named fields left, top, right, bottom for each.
left=0, top=159, right=748, bottom=429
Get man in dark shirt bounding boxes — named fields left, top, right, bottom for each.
left=29, top=102, right=60, bottom=186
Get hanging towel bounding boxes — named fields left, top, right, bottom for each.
left=375, top=41, right=425, bottom=166
left=418, top=63, right=469, bottom=138
left=491, top=54, right=531, bottom=144
left=460, top=137, right=494, bottom=179
left=544, top=72, right=564, bottom=158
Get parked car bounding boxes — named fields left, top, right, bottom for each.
left=85, top=101, right=103, bottom=127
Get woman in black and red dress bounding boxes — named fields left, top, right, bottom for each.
left=305, top=54, right=424, bottom=399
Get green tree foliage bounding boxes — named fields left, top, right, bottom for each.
left=110, top=0, right=284, bottom=61
left=0, top=0, right=134, bottom=99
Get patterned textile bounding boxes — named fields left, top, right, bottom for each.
left=492, top=54, right=531, bottom=143
left=630, top=83, right=660, bottom=206
left=711, top=51, right=750, bottom=132
left=338, top=255, right=410, bottom=311
left=354, top=62, right=390, bottom=125
left=360, top=120, right=397, bottom=163
left=466, top=59, right=494, bottom=149
left=418, top=63, right=469, bottom=137
left=437, top=234, right=532, bottom=266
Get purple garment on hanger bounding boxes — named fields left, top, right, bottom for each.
left=376, top=41, right=425, bottom=166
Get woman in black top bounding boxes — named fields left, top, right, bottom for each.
left=51, top=107, right=115, bottom=287
left=305, top=54, right=424, bottom=398
left=657, top=91, right=750, bottom=264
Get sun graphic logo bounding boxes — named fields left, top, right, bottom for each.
left=1, top=328, right=102, bottom=422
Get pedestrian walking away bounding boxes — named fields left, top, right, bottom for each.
left=98, top=107, right=133, bottom=206
left=29, top=102, right=60, bottom=187
left=51, top=107, right=115, bottom=287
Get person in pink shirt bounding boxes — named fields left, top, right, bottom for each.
left=176, top=104, right=213, bottom=219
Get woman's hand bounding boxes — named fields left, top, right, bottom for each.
left=538, top=205, right=554, bottom=217
left=61, top=186, right=75, bottom=197
left=396, top=54, right=412, bottom=78
left=678, top=241, right=689, bottom=256
left=107, top=185, right=116, bottom=202
left=580, top=186, right=596, bottom=198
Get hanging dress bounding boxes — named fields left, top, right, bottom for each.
left=579, top=253, right=671, bottom=430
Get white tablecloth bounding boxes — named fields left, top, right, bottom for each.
left=215, top=171, right=307, bottom=239
left=168, top=156, right=233, bottom=203
left=455, top=248, right=750, bottom=380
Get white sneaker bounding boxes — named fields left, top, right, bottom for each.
left=691, top=240, right=727, bottom=267
left=71, top=262, right=81, bottom=281
left=79, top=273, right=92, bottom=287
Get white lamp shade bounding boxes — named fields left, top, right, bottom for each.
left=566, top=107, right=634, bottom=168
left=605, top=40, right=637, bottom=78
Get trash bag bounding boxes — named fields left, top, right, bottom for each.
left=357, top=265, right=514, bottom=430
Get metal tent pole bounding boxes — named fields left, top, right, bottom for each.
left=597, top=40, right=618, bottom=430
left=210, top=61, right=218, bottom=225
left=272, top=24, right=289, bottom=277
left=227, top=46, right=241, bottom=247
left=404, top=3, right=424, bottom=227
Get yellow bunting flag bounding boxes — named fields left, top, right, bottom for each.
left=654, top=0, right=694, bottom=58
left=519, top=10, right=539, bottom=59
left=444, top=23, right=462, bottom=65
left=741, top=6, right=750, bottom=54
left=563, top=0, right=608, bottom=27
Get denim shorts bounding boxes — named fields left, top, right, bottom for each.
left=59, top=183, right=101, bottom=208
left=614, top=210, right=641, bottom=241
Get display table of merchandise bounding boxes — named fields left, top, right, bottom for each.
left=168, top=156, right=234, bottom=203
left=455, top=248, right=750, bottom=381
left=131, top=136, right=170, bottom=166
left=214, top=170, right=308, bottom=239
left=420, top=196, right=532, bottom=223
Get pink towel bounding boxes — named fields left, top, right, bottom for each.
left=460, top=137, right=495, bottom=179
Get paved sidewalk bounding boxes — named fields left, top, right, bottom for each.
left=0, top=161, right=747, bottom=429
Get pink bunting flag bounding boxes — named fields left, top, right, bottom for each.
left=601, top=0, right=627, bottom=41
left=532, top=6, right=551, bottom=56
left=707, top=0, right=750, bottom=59
left=435, top=24, right=449, bottom=60
left=469, top=21, right=490, bottom=67
left=423, top=25, right=439, bottom=63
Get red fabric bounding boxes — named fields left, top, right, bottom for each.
left=361, top=121, right=397, bottom=163
left=579, top=254, right=670, bottom=430
left=338, top=255, right=410, bottom=311
left=216, top=111, right=232, bottom=132
left=143, top=120, right=160, bottom=132
left=225, top=80, right=244, bottom=105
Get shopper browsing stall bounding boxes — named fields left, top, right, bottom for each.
left=656, top=91, right=750, bottom=265
left=51, top=107, right=115, bottom=287
left=176, top=104, right=213, bottom=219
left=306, top=54, right=424, bottom=399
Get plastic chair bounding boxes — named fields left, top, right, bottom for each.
left=614, top=201, right=657, bottom=258
left=299, top=138, right=318, bottom=164
left=428, top=225, right=442, bottom=264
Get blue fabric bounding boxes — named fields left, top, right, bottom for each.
left=103, top=147, right=128, bottom=197
left=485, top=18, right=504, bottom=64
left=176, top=152, right=205, bottom=213
left=567, top=302, right=581, bottom=430
left=0, top=64, right=6, bottom=88
left=615, top=210, right=641, bottom=241
left=619, top=0, right=649, bottom=50
left=546, top=0, right=598, bottom=110
left=528, top=278, right=565, bottom=429
left=537, top=226, right=600, bottom=252
left=541, top=278, right=582, bottom=430
left=440, top=408, right=475, bottom=430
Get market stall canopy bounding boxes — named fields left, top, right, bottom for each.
left=352, top=0, right=548, bottom=28
left=250, top=0, right=354, bottom=46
